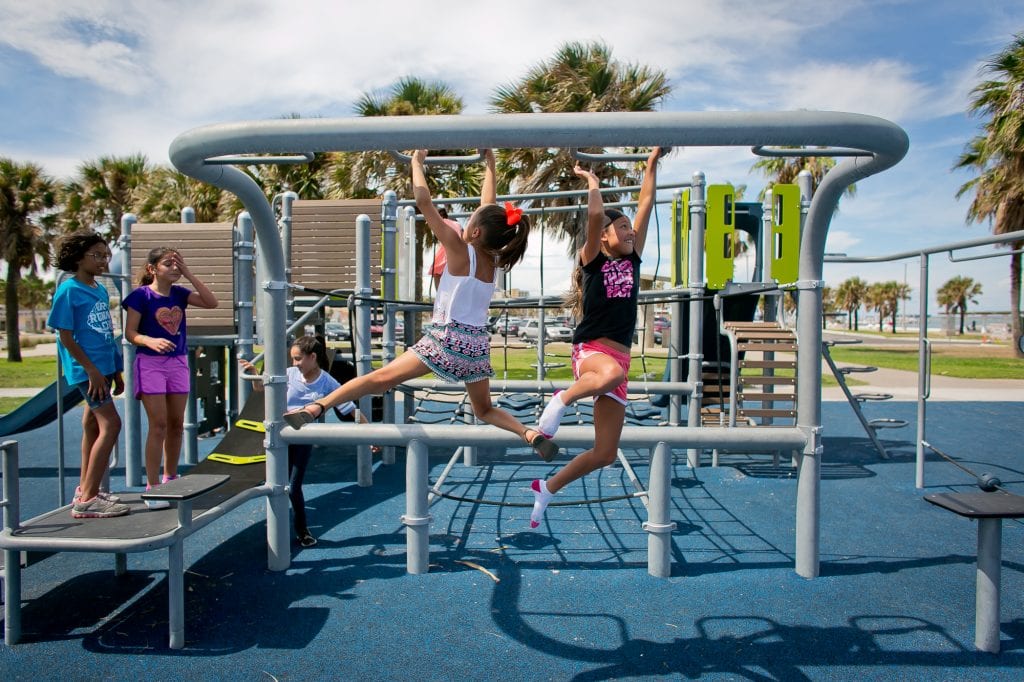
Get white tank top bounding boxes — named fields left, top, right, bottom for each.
left=431, top=246, right=496, bottom=328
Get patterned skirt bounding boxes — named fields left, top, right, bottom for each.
left=411, top=320, right=494, bottom=384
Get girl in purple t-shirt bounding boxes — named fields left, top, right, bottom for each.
left=124, top=247, right=218, bottom=507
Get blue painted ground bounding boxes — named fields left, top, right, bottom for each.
left=1, top=398, right=1023, bottom=681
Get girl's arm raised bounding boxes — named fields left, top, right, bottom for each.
left=630, top=147, right=664, bottom=257
left=481, top=148, right=496, bottom=206
left=175, top=252, right=219, bottom=309
left=411, top=149, right=464, bottom=254
left=573, top=164, right=607, bottom=267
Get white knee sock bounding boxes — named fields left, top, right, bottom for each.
left=530, top=478, right=553, bottom=528
left=537, top=392, right=566, bottom=438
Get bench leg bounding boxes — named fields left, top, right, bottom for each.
left=3, top=548, right=21, bottom=645
left=976, top=518, right=1002, bottom=653
left=114, top=552, right=127, bottom=576
left=168, top=542, right=184, bottom=649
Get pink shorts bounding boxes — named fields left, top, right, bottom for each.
left=571, top=341, right=632, bottom=405
left=134, top=353, right=190, bottom=397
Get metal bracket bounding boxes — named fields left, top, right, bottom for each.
left=400, top=514, right=432, bottom=527
left=262, top=374, right=286, bottom=385
left=792, top=280, right=825, bottom=290
left=642, top=520, right=677, bottom=534
left=262, top=280, right=287, bottom=291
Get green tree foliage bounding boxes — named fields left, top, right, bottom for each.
left=937, top=275, right=983, bottom=335
left=835, top=276, right=868, bottom=330
left=0, top=158, right=57, bottom=360
left=954, top=33, right=1024, bottom=357
left=62, top=153, right=152, bottom=239
left=489, top=41, right=670, bottom=253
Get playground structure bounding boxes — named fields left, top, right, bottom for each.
left=3, top=110, right=1023, bottom=653
left=161, top=110, right=910, bottom=584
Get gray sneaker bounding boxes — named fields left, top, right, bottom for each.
left=74, top=487, right=121, bottom=504
left=72, top=495, right=130, bottom=519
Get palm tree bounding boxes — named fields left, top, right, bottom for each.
left=62, top=153, right=151, bottom=239
left=937, top=275, right=983, bottom=335
left=867, top=280, right=910, bottom=334
left=835, top=276, right=868, bottom=330
left=0, top=158, right=57, bottom=361
left=136, top=167, right=234, bottom=223
left=328, top=77, right=468, bottom=306
left=18, top=273, right=54, bottom=332
left=751, top=151, right=858, bottom=205
left=489, top=41, right=671, bottom=253
left=954, top=33, right=1024, bottom=357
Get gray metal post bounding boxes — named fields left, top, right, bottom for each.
left=180, top=209, right=200, bottom=465
left=686, top=172, right=706, bottom=468
left=381, top=191, right=398, bottom=466
left=645, top=442, right=675, bottom=576
left=167, top=499, right=194, bottom=649
left=120, top=214, right=142, bottom=486
left=668, top=190, right=683, bottom=427
left=916, top=254, right=930, bottom=488
left=401, top=206, right=418, bottom=426
left=355, top=214, right=374, bottom=486
left=235, top=212, right=256, bottom=407
left=975, top=517, right=1002, bottom=653
left=2, top=441, right=21, bottom=645
left=403, top=438, right=430, bottom=574
left=279, top=191, right=298, bottom=327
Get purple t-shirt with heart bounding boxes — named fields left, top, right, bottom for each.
left=123, top=284, right=191, bottom=356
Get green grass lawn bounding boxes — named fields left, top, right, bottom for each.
left=828, top=346, right=1024, bottom=380
left=0, top=357, right=59, bottom=388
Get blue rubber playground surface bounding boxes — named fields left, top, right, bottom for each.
left=1, top=397, right=1023, bottom=680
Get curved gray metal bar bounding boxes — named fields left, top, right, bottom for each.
left=750, top=144, right=871, bottom=158
left=387, top=149, right=485, bottom=165
left=169, top=110, right=909, bottom=579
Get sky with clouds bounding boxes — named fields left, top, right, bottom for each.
left=2, top=0, right=1023, bottom=312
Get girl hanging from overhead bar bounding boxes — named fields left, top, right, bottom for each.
left=530, top=146, right=665, bottom=529
left=286, top=148, right=559, bottom=461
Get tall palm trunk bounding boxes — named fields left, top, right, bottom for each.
left=1012, top=250, right=1023, bottom=358
left=5, top=267, right=22, bottom=362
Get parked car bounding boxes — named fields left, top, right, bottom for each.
left=325, top=322, right=350, bottom=341
left=491, top=315, right=520, bottom=336
left=520, top=319, right=573, bottom=343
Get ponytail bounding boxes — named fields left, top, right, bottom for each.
left=293, top=335, right=330, bottom=371
left=138, top=246, right=178, bottom=286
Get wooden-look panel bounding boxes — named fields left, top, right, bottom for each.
left=291, top=199, right=382, bottom=291
left=130, top=223, right=236, bottom=332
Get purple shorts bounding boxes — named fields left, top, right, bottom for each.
left=571, top=341, right=632, bottom=405
left=134, top=353, right=190, bottom=397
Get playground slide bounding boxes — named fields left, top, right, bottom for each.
left=0, top=377, right=83, bottom=438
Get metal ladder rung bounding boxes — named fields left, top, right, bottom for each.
left=738, top=343, right=798, bottom=352
left=740, top=392, right=796, bottom=403
left=739, top=408, right=797, bottom=418
left=839, top=366, right=877, bottom=374
left=855, top=393, right=893, bottom=402
left=739, top=359, right=797, bottom=369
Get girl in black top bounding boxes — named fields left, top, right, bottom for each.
left=531, top=147, right=664, bottom=528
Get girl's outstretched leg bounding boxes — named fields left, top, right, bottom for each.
left=530, top=478, right=553, bottom=528
left=537, top=391, right=566, bottom=438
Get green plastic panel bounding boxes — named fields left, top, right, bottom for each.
left=705, top=185, right=736, bottom=289
left=671, top=190, right=689, bottom=286
left=771, top=184, right=801, bottom=284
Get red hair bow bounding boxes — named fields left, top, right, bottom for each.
left=504, top=202, right=523, bottom=226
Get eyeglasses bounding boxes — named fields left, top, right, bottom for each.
left=85, top=252, right=111, bottom=262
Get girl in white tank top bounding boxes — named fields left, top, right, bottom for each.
left=287, top=149, right=559, bottom=462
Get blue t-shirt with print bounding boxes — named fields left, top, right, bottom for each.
left=47, top=277, right=123, bottom=385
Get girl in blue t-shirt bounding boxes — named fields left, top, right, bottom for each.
left=48, top=231, right=129, bottom=519
left=242, top=335, right=373, bottom=547
left=124, top=247, right=218, bottom=507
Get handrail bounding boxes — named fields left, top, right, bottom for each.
left=824, top=230, right=1024, bottom=263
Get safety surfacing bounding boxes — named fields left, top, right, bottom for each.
left=1, top=400, right=1022, bottom=681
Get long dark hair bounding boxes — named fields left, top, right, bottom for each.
left=292, top=335, right=330, bottom=371
left=55, top=231, right=107, bottom=272
left=564, top=210, right=628, bottom=318
left=138, top=247, right=179, bottom=285
left=471, top=204, right=531, bottom=270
